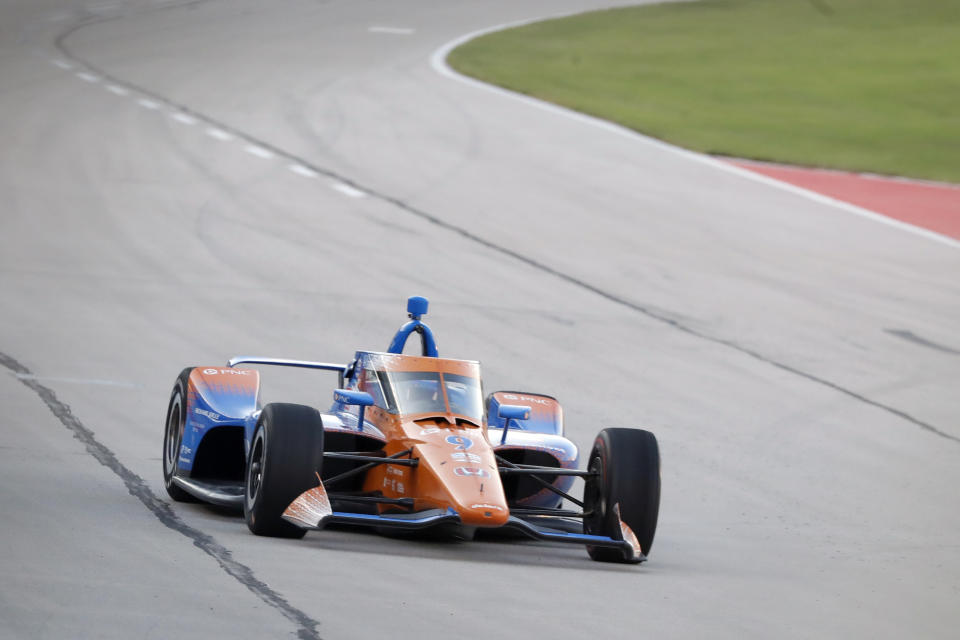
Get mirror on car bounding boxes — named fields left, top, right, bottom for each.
left=497, top=404, right=530, bottom=444
left=498, top=404, right=530, bottom=421
left=334, top=389, right=374, bottom=407
left=334, top=389, right=374, bottom=432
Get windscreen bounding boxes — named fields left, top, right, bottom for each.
left=380, top=370, right=483, bottom=422
left=443, top=373, right=483, bottom=422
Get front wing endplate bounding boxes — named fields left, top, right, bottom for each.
left=282, top=476, right=332, bottom=529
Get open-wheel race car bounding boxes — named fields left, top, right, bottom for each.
left=162, top=297, right=661, bottom=563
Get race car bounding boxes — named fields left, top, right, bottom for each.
left=162, top=296, right=661, bottom=563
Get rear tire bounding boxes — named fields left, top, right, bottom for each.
left=244, top=403, right=324, bottom=538
left=162, top=368, right=199, bottom=502
left=583, top=428, right=660, bottom=562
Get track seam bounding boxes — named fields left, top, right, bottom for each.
left=0, top=352, right=322, bottom=640
left=52, top=6, right=957, bottom=449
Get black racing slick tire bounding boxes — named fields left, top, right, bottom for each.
left=163, top=368, right=199, bottom=503
left=583, top=428, right=660, bottom=563
left=244, top=403, right=324, bottom=538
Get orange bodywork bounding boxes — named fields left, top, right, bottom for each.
left=359, top=352, right=480, bottom=377
left=351, top=353, right=510, bottom=527
left=360, top=409, right=509, bottom=527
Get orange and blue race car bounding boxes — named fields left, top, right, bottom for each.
left=162, top=297, right=661, bottom=563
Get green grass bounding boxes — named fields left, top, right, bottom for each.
left=448, top=0, right=960, bottom=183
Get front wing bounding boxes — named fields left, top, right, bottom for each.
left=281, top=483, right=645, bottom=562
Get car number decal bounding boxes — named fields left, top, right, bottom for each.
left=446, top=435, right=473, bottom=450
left=453, top=466, right=488, bottom=478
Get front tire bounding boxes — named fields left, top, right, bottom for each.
left=583, top=428, right=660, bottom=562
left=244, top=403, right=324, bottom=538
left=163, top=368, right=199, bottom=502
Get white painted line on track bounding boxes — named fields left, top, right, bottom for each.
left=13, top=373, right=142, bottom=389
left=289, top=164, right=319, bottom=178
left=171, top=112, right=197, bottom=125
left=369, top=26, right=415, bottom=35
left=205, top=127, right=234, bottom=141
left=105, top=84, right=129, bottom=96
left=331, top=182, right=366, bottom=198
left=430, top=17, right=960, bottom=251
left=51, top=59, right=72, bottom=70
left=76, top=71, right=100, bottom=83
left=735, top=157, right=960, bottom=191
left=137, top=98, right=161, bottom=110
left=245, top=144, right=275, bottom=159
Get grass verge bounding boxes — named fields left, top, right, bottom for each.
left=447, top=0, right=960, bottom=183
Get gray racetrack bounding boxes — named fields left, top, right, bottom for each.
left=2, top=1, right=958, bottom=638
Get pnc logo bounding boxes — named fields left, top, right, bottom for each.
left=502, top=394, right=549, bottom=405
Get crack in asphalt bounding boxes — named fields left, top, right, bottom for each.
left=0, top=352, right=322, bottom=640
left=53, top=4, right=956, bottom=458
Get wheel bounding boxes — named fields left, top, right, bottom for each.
left=163, top=368, right=199, bottom=502
left=583, top=428, right=660, bottom=563
left=244, top=403, right=324, bottom=538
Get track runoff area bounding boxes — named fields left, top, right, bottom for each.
left=446, top=0, right=959, bottom=248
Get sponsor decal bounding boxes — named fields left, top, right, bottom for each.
left=386, top=466, right=403, bottom=477
left=446, top=435, right=473, bottom=450
left=454, top=466, right=489, bottom=478
left=193, top=407, right=222, bottom=421
left=470, top=503, right=503, bottom=511
left=451, top=452, right=481, bottom=463
left=419, top=427, right=441, bottom=436
left=502, top=393, right=549, bottom=405
left=382, top=477, right=405, bottom=493
left=178, top=456, right=190, bottom=464
left=179, top=445, right=193, bottom=455
left=202, top=368, right=251, bottom=376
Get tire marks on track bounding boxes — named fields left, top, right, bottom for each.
left=0, top=352, right=322, bottom=640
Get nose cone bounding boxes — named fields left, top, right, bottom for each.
left=457, top=498, right=510, bottom=527
left=409, top=423, right=510, bottom=528
left=427, top=460, right=510, bottom=527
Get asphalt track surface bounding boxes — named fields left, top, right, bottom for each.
left=2, top=1, right=958, bottom=638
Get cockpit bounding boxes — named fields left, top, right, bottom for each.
left=352, top=353, right=484, bottom=424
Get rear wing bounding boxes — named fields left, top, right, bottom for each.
left=228, top=356, right=349, bottom=386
